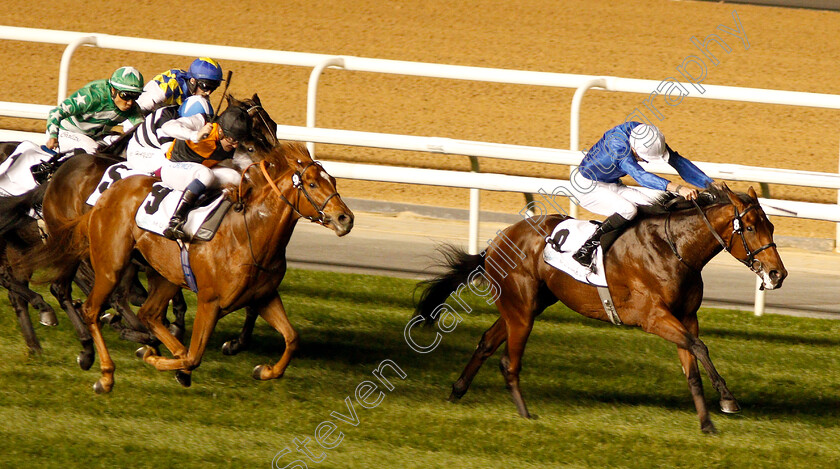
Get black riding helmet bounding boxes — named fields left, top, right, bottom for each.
left=217, top=107, right=250, bottom=142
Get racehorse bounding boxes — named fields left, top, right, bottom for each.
left=0, top=94, right=278, bottom=364
left=40, top=141, right=352, bottom=393
left=415, top=184, right=786, bottom=433
left=0, top=142, right=59, bottom=354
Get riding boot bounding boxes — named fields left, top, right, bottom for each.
left=572, top=213, right=631, bottom=268
left=163, top=189, right=200, bottom=241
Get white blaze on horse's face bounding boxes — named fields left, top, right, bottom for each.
left=319, top=170, right=328, bottom=180
left=759, top=271, right=778, bottom=290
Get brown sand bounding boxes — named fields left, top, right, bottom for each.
left=1, top=0, right=838, bottom=239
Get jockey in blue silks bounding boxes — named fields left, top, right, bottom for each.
left=570, top=122, right=715, bottom=268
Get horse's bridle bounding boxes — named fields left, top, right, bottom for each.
left=667, top=199, right=776, bottom=275
left=250, top=160, right=340, bottom=225
left=244, top=103, right=278, bottom=147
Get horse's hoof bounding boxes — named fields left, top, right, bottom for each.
left=135, top=345, right=155, bottom=359
left=39, top=310, right=58, bottom=327
left=701, top=420, right=718, bottom=434
left=175, top=371, right=192, bottom=388
left=252, top=365, right=267, bottom=380
left=447, top=392, right=461, bottom=403
left=101, top=313, right=120, bottom=325
left=720, top=399, right=741, bottom=414
left=92, top=379, right=111, bottom=394
left=77, top=351, right=94, bottom=371
left=222, top=340, right=239, bottom=356
left=168, top=324, right=184, bottom=341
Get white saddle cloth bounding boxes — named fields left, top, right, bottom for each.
left=86, top=162, right=151, bottom=206
left=0, top=141, right=53, bottom=197
left=543, top=218, right=608, bottom=287
left=135, top=183, right=226, bottom=241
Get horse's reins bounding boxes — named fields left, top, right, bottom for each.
left=666, top=198, right=776, bottom=277
left=239, top=160, right=339, bottom=226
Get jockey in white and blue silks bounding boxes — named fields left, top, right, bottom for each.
left=570, top=122, right=715, bottom=268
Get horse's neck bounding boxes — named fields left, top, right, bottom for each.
left=666, top=204, right=732, bottom=269
left=240, top=181, right=299, bottom=266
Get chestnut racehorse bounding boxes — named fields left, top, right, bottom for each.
left=58, top=142, right=352, bottom=393
left=415, top=184, right=786, bottom=433
left=5, top=94, right=277, bottom=367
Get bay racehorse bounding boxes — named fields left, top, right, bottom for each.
left=50, top=141, right=352, bottom=393
left=4, top=94, right=277, bottom=366
left=415, top=184, right=786, bottom=433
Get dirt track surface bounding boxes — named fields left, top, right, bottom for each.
left=1, top=0, right=839, bottom=239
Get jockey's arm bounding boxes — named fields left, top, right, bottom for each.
left=135, top=81, right=166, bottom=115
left=45, top=89, right=95, bottom=149
left=160, top=115, right=209, bottom=142
left=667, top=146, right=714, bottom=189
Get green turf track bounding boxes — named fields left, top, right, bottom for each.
left=0, top=269, right=838, bottom=468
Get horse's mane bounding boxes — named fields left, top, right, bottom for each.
left=635, top=185, right=752, bottom=219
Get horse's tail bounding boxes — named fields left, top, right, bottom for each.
left=415, top=244, right=485, bottom=325
left=22, top=209, right=93, bottom=283
left=0, top=183, right=49, bottom=239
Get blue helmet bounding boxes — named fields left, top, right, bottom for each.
left=179, top=95, right=214, bottom=118
left=188, top=58, right=223, bottom=81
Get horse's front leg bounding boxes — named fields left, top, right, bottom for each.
left=251, top=294, right=298, bottom=381
left=644, top=310, right=739, bottom=433
left=222, top=306, right=259, bottom=356
left=143, top=295, right=220, bottom=375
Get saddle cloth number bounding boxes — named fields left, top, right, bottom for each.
left=543, top=219, right=608, bottom=287
left=135, top=183, right=229, bottom=242
left=86, top=163, right=150, bottom=206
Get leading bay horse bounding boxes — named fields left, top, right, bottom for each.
left=415, top=184, right=786, bottom=433
left=54, top=141, right=352, bottom=393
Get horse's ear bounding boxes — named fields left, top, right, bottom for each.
left=747, top=186, right=759, bottom=201
left=725, top=184, right=746, bottom=210
left=225, top=94, right=233, bottom=106
left=252, top=93, right=261, bottom=105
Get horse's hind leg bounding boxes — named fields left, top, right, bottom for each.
left=449, top=317, right=507, bottom=402
left=222, top=306, right=259, bottom=356
left=50, top=271, right=95, bottom=370
left=498, top=306, right=537, bottom=419
left=9, top=289, right=41, bottom=353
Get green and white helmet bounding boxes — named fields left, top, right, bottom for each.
left=108, top=66, right=144, bottom=93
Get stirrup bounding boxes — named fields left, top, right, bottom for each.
left=163, top=219, right=188, bottom=241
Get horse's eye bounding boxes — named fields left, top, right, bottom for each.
left=746, top=226, right=754, bottom=232
left=309, top=182, right=316, bottom=188
left=247, top=146, right=255, bottom=153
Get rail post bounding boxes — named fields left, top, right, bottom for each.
left=58, top=35, right=97, bottom=103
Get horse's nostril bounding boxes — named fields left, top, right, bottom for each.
left=338, top=214, right=348, bottom=223
left=769, top=270, right=780, bottom=281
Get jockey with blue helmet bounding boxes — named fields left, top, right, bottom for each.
left=125, top=95, right=215, bottom=173
left=135, top=58, right=224, bottom=114
left=45, top=66, right=145, bottom=153
left=569, top=122, right=716, bottom=269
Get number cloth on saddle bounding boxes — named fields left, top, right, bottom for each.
left=543, top=218, right=610, bottom=287
left=88, top=163, right=231, bottom=242
left=135, top=183, right=230, bottom=242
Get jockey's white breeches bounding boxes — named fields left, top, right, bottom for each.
left=56, top=129, right=109, bottom=154
left=570, top=169, right=662, bottom=219
left=125, top=139, right=172, bottom=173
left=159, top=160, right=241, bottom=192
